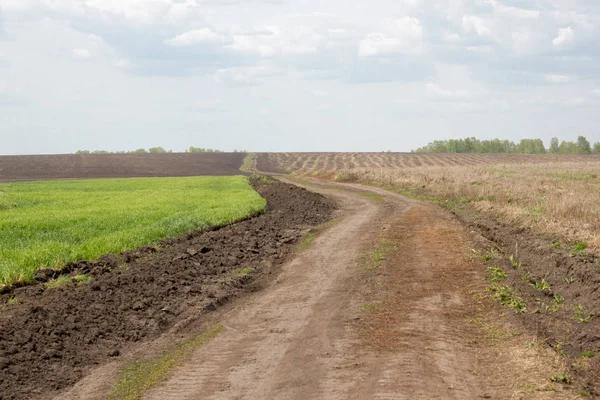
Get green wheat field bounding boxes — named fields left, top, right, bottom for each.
left=0, top=176, right=266, bottom=286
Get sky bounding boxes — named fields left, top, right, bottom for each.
left=0, top=0, right=599, bottom=154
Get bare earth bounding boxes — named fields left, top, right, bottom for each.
left=58, top=178, right=579, bottom=400
left=134, top=179, right=576, bottom=400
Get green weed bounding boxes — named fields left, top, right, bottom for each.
left=74, top=274, right=93, bottom=284
left=573, top=304, right=595, bottom=323
left=578, top=351, right=596, bottom=358
left=549, top=375, right=572, bottom=384
left=111, top=324, right=222, bottom=400
left=509, top=254, right=521, bottom=269
left=487, top=266, right=508, bottom=283
left=236, top=267, right=253, bottom=277
left=532, top=279, right=551, bottom=292
left=552, top=294, right=564, bottom=304
left=45, top=275, right=73, bottom=289
left=570, top=242, right=589, bottom=257
left=488, top=285, right=526, bottom=313
left=564, top=276, right=577, bottom=284
left=362, top=303, right=379, bottom=311
left=357, top=192, right=383, bottom=202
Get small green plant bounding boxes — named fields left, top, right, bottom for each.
left=578, top=351, right=596, bottom=358
left=45, top=275, right=73, bottom=289
left=362, top=303, right=379, bottom=311
left=521, top=273, right=529, bottom=282
left=573, top=304, right=595, bottom=323
left=563, top=276, right=577, bottom=284
left=532, top=279, right=551, bottom=292
left=570, top=242, right=588, bottom=257
left=487, top=266, right=508, bottom=283
left=551, top=242, right=561, bottom=249
left=509, top=254, right=521, bottom=269
left=482, top=248, right=499, bottom=263
left=552, top=294, right=564, bottom=304
left=488, top=285, right=526, bottom=312
left=7, top=296, right=19, bottom=305
left=74, top=274, right=93, bottom=284
left=549, top=374, right=572, bottom=384
left=236, top=267, right=253, bottom=277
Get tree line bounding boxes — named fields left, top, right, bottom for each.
left=414, top=136, right=600, bottom=155
left=74, top=147, right=247, bottom=154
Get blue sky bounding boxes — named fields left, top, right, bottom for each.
left=0, top=0, right=599, bottom=154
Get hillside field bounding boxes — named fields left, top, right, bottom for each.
left=257, top=152, right=600, bottom=252
left=0, top=176, right=265, bottom=286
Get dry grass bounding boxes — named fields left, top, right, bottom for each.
left=307, top=161, right=600, bottom=252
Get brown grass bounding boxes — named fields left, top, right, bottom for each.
left=289, top=159, right=600, bottom=253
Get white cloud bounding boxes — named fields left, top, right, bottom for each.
left=487, top=1, right=540, bottom=20
left=553, top=27, right=574, bottom=49
left=166, top=28, right=229, bottom=46
left=113, top=59, right=133, bottom=69
left=358, top=17, right=422, bottom=57
left=84, top=0, right=198, bottom=24
left=426, top=83, right=470, bottom=99
left=229, top=25, right=323, bottom=57
left=592, top=89, right=600, bottom=96
left=552, top=11, right=595, bottom=31
left=545, top=74, right=572, bottom=84
left=359, top=33, right=407, bottom=57
left=214, top=63, right=277, bottom=86
left=462, top=15, right=491, bottom=37
left=466, top=45, right=493, bottom=54
left=443, top=31, right=461, bottom=43
left=71, top=48, right=91, bottom=60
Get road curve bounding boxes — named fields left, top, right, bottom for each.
left=144, top=179, right=486, bottom=400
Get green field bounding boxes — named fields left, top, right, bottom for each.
left=0, top=176, right=266, bottom=286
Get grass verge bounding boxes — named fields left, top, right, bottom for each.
left=110, top=324, right=222, bottom=400
left=240, top=153, right=257, bottom=173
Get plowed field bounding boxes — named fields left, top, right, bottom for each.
left=256, top=152, right=600, bottom=174
left=0, top=153, right=246, bottom=182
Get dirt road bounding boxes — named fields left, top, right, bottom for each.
left=61, top=178, right=577, bottom=400
left=143, top=179, right=571, bottom=400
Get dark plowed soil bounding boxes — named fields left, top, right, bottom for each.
left=256, top=153, right=287, bottom=174
left=0, top=153, right=246, bottom=182
left=462, top=212, right=600, bottom=395
left=0, top=177, right=335, bottom=400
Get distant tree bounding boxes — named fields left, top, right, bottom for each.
left=593, top=142, right=600, bottom=155
left=577, top=135, right=592, bottom=154
left=148, top=147, right=167, bottom=153
left=91, top=150, right=109, bottom=154
left=76, top=150, right=90, bottom=154
left=132, top=148, right=148, bottom=154
left=549, top=137, right=560, bottom=154
left=559, top=140, right=578, bottom=154
left=188, top=146, right=221, bottom=153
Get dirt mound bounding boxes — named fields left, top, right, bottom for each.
left=0, top=153, right=247, bottom=182
left=0, top=177, right=335, bottom=400
left=462, top=212, right=600, bottom=394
